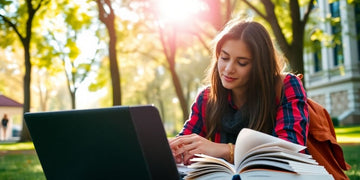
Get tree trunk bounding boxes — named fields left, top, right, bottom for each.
left=1, top=0, right=49, bottom=141
left=288, top=39, right=305, bottom=75
left=204, top=0, right=223, bottom=30
left=203, top=0, right=234, bottom=31
left=158, top=25, right=189, bottom=121
left=20, top=0, right=37, bottom=142
left=288, top=45, right=306, bottom=86
left=242, top=0, right=312, bottom=83
left=71, top=91, right=76, bottom=109
left=20, top=39, right=32, bottom=142
left=108, top=24, right=121, bottom=106
left=169, top=63, right=189, bottom=121
left=96, top=0, right=121, bottom=106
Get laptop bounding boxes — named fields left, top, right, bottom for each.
left=24, top=105, right=182, bottom=180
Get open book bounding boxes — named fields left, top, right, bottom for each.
left=184, top=128, right=334, bottom=180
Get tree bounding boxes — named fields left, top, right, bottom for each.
left=96, top=0, right=122, bottom=106
left=157, top=23, right=190, bottom=121
left=241, top=0, right=316, bottom=76
left=132, top=0, right=236, bottom=120
left=0, top=46, right=24, bottom=102
left=45, top=3, right=100, bottom=109
left=51, top=34, right=100, bottom=109
left=0, top=0, right=50, bottom=142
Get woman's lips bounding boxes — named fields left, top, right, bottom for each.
left=223, top=75, right=237, bottom=82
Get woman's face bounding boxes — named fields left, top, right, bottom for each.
left=217, top=39, right=252, bottom=93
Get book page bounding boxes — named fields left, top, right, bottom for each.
left=185, top=171, right=233, bottom=180
left=240, top=169, right=334, bottom=180
left=177, top=164, right=193, bottom=176
left=186, top=154, right=235, bottom=179
left=240, top=150, right=317, bottom=167
left=237, top=145, right=315, bottom=167
left=190, top=154, right=235, bottom=173
left=239, top=157, right=328, bottom=174
left=244, top=140, right=306, bottom=153
left=234, top=128, right=305, bottom=171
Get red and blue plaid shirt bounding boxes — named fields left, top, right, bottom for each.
left=179, top=74, right=309, bottom=146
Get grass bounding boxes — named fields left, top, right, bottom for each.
left=335, top=125, right=360, bottom=180
left=0, top=142, right=45, bottom=180
left=341, top=144, right=360, bottom=180
left=0, top=142, right=35, bottom=151
left=0, top=126, right=359, bottom=179
left=335, top=126, right=360, bottom=143
left=0, top=153, right=45, bottom=180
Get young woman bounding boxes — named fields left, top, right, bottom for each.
left=169, top=19, right=309, bottom=165
left=1, top=114, right=9, bottom=141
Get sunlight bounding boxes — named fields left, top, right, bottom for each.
left=154, top=0, right=207, bottom=24
left=0, top=142, right=35, bottom=151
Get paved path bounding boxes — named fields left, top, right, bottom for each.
left=0, top=138, right=36, bottom=155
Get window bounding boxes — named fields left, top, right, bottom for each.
left=330, top=1, right=343, bottom=66
left=313, top=40, right=322, bottom=72
left=355, top=2, right=360, bottom=61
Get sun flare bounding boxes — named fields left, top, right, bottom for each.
left=154, top=0, right=207, bottom=23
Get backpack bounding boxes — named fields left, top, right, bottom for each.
left=278, top=74, right=351, bottom=179
left=306, top=98, right=351, bottom=180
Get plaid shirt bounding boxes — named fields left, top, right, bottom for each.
left=179, top=74, right=309, bottom=146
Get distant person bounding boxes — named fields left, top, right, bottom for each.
left=1, top=114, right=9, bottom=141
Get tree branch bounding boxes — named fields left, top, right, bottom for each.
left=242, top=0, right=267, bottom=20
left=34, top=0, right=50, bottom=12
left=96, top=0, right=115, bottom=25
left=303, top=0, right=315, bottom=26
left=290, top=0, right=301, bottom=40
left=0, top=14, right=24, bottom=42
left=261, top=0, right=291, bottom=53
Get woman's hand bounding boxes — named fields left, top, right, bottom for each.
left=169, top=134, right=229, bottom=165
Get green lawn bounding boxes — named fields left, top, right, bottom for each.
left=341, top=144, right=360, bottom=180
left=0, top=126, right=359, bottom=179
left=0, top=153, right=45, bottom=180
left=0, top=142, right=35, bottom=151
left=335, top=126, right=360, bottom=144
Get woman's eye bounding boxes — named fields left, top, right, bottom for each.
left=238, top=61, right=247, bottom=66
left=220, top=56, right=229, bottom=61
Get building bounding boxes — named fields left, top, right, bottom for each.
left=304, top=0, right=360, bottom=125
left=0, top=95, right=23, bottom=140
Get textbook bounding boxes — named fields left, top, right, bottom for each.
left=184, top=128, right=334, bottom=180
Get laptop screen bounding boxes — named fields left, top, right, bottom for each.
left=24, top=105, right=180, bottom=180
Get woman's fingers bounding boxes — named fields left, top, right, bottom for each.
left=182, top=141, right=199, bottom=154
left=170, top=134, right=197, bottom=155
left=174, top=154, right=183, bottom=164
left=172, top=141, right=196, bottom=157
left=170, top=134, right=229, bottom=165
left=169, top=134, right=210, bottom=164
left=170, top=134, right=196, bottom=146
left=183, top=152, right=194, bottom=165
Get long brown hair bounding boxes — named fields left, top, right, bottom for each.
left=205, top=19, right=283, bottom=139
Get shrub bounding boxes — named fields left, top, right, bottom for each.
left=332, top=117, right=339, bottom=127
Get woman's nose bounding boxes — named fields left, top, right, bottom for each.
left=225, top=61, right=235, bottom=73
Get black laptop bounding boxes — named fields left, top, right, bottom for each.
left=24, top=105, right=181, bottom=180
